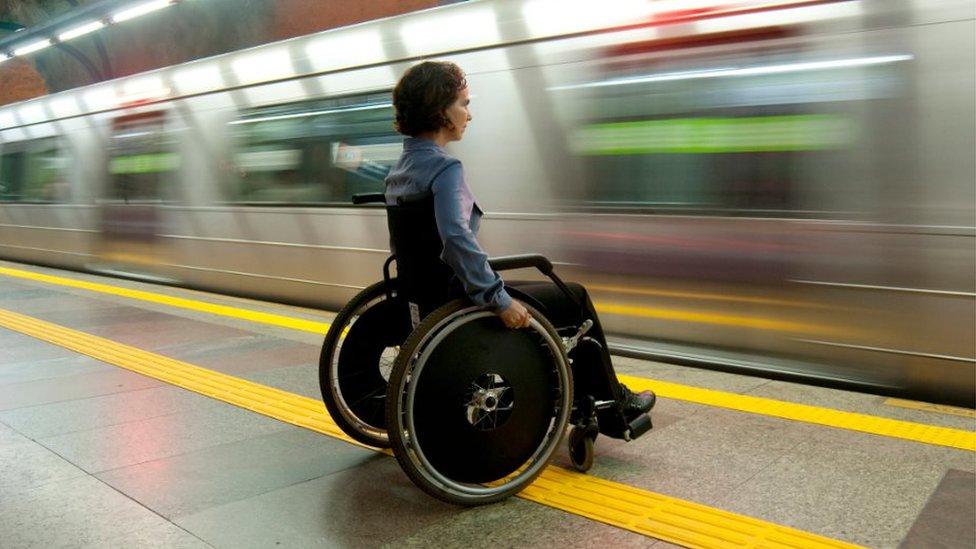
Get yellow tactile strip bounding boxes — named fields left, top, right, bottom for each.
left=1, top=263, right=973, bottom=453
left=884, top=398, right=976, bottom=419
left=619, top=375, right=976, bottom=453
left=0, top=306, right=860, bottom=549
left=595, top=302, right=847, bottom=337
left=0, top=266, right=330, bottom=334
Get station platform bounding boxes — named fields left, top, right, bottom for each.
left=0, top=259, right=973, bottom=549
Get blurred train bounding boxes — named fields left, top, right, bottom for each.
left=1, top=0, right=973, bottom=406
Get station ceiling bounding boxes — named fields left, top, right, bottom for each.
left=0, top=0, right=444, bottom=106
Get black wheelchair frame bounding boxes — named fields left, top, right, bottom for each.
left=319, top=192, right=652, bottom=505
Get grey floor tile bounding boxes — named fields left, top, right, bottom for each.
left=29, top=304, right=175, bottom=330
left=578, top=405, right=809, bottom=505
left=0, top=385, right=218, bottom=439
left=793, top=421, right=976, bottom=473
left=0, top=331, right=85, bottom=364
left=38, top=402, right=292, bottom=473
left=62, top=317, right=252, bottom=353
left=164, top=336, right=318, bottom=377
left=0, top=368, right=164, bottom=411
left=712, top=436, right=954, bottom=548
left=386, top=497, right=657, bottom=548
left=0, top=354, right=118, bottom=386
left=745, top=380, right=976, bottom=431
left=0, top=421, right=87, bottom=496
left=899, top=469, right=975, bottom=549
left=0, top=287, right=56, bottom=300
left=244, top=363, right=321, bottom=400
left=175, top=457, right=459, bottom=548
left=0, top=474, right=207, bottom=549
left=97, top=427, right=373, bottom=519
left=0, top=290, right=123, bottom=314
left=101, top=522, right=213, bottom=549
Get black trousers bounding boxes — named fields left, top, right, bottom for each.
left=505, top=281, right=624, bottom=403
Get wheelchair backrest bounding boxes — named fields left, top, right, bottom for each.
left=387, top=192, right=454, bottom=321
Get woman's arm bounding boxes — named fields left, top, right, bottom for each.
left=431, top=161, right=513, bottom=312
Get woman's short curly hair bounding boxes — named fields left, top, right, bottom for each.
left=393, top=61, right=467, bottom=137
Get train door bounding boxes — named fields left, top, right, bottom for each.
left=94, top=110, right=177, bottom=281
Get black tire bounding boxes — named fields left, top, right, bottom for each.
left=568, top=427, right=594, bottom=473
left=319, top=279, right=411, bottom=448
left=386, top=299, right=572, bottom=506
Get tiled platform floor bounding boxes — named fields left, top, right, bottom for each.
left=1, top=262, right=973, bottom=548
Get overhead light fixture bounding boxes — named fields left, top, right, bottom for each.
left=0, top=110, right=16, bottom=129
left=58, top=21, right=106, bottom=42
left=49, top=95, right=83, bottom=118
left=18, top=103, right=45, bottom=125
left=14, top=39, right=52, bottom=56
left=112, top=0, right=174, bottom=24
left=399, top=7, right=500, bottom=56
left=232, top=48, right=295, bottom=84
left=173, top=64, right=225, bottom=94
left=306, top=29, right=385, bottom=72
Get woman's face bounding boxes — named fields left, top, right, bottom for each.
left=444, top=86, right=472, bottom=142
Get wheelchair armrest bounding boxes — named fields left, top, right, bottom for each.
left=488, top=254, right=553, bottom=276
left=489, top=254, right=582, bottom=308
left=352, top=192, right=386, bottom=205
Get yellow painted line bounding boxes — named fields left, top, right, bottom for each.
left=1, top=263, right=970, bottom=452
left=618, top=375, right=976, bottom=453
left=885, top=398, right=976, bottom=419
left=0, top=306, right=861, bottom=549
left=0, top=265, right=330, bottom=334
left=588, top=284, right=824, bottom=309
left=595, top=302, right=848, bottom=337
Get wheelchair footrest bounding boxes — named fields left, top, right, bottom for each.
left=624, top=413, right=653, bottom=442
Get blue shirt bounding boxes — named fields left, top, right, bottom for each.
left=385, top=137, right=512, bottom=311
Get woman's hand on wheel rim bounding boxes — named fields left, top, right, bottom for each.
left=498, top=300, right=531, bottom=329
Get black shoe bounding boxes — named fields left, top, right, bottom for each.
left=619, top=383, right=655, bottom=417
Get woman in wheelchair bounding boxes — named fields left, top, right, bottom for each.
left=319, top=61, right=654, bottom=505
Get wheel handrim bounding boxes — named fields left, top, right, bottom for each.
left=397, top=308, right=571, bottom=499
left=331, top=294, right=408, bottom=441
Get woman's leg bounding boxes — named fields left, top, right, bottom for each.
left=506, top=281, right=612, bottom=364
left=506, top=280, right=655, bottom=421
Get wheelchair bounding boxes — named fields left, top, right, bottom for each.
left=319, top=192, right=653, bottom=505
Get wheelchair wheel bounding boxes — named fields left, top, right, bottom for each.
left=568, top=426, right=595, bottom=472
left=386, top=299, right=572, bottom=505
left=319, top=279, right=412, bottom=448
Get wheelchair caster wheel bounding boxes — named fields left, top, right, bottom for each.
left=568, top=426, right=594, bottom=473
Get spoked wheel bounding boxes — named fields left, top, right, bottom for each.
left=386, top=299, right=572, bottom=505
left=319, top=279, right=412, bottom=448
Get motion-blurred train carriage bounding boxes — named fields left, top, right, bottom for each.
left=1, top=0, right=973, bottom=406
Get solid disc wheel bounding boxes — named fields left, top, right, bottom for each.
left=386, top=299, right=572, bottom=506
left=319, top=279, right=411, bottom=448
left=568, top=427, right=594, bottom=473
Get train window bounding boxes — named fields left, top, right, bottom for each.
left=0, top=138, right=69, bottom=202
left=228, top=92, right=400, bottom=205
left=561, top=46, right=903, bottom=218
left=106, top=111, right=178, bottom=203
